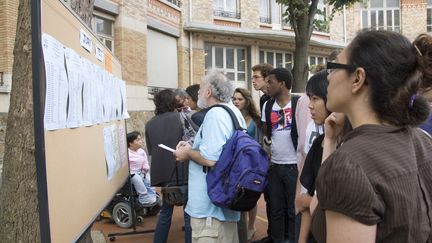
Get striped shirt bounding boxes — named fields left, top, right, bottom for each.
left=312, top=125, right=432, bottom=243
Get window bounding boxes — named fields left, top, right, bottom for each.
left=214, top=0, right=240, bottom=19
left=308, top=55, right=327, bottom=75
left=93, top=14, right=115, bottom=52
left=205, top=44, right=247, bottom=82
left=361, top=0, right=400, bottom=32
left=260, top=0, right=271, bottom=23
left=314, top=0, right=328, bottom=32
left=428, top=0, right=432, bottom=32
left=259, top=50, right=293, bottom=70
left=259, top=0, right=290, bottom=26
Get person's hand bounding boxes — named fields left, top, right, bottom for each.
left=324, top=112, right=346, bottom=140
left=176, top=141, right=189, bottom=150
left=174, top=141, right=192, bottom=162
left=295, top=193, right=311, bottom=213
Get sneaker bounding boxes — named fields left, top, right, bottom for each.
left=139, top=193, right=157, bottom=206
left=251, top=236, right=273, bottom=243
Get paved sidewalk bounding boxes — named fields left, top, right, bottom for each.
left=92, top=195, right=269, bottom=242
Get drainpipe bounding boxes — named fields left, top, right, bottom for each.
left=343, top=5, right=347, bottom=43
left=188, top=0, right=193, bottom=85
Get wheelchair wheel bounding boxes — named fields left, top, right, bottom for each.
left=112, top=201, right=133, bottom=228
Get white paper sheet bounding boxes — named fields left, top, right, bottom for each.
left=94, top=65, right=104, bottom=124
left=64, top=48, right=84, bottom=128
left=119, top=79, right=130, bottom=119
left=103, top=126, right=116, bottom=181
left=102, top=72, right=113, bottom=122
left=81, top=58, right=94, bottom=126
left=118, top=124, right=128, bottom=167
left=110, top=124, right=121, bottom=173
left=42, top=34, right=69, bottom=130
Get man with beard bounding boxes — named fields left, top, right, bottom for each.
left=174, top=70, right=246, bottom=243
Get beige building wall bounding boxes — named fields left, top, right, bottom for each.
left=114, top=0, right=148, bottom=86
left=329, top=3, right=363, bottom=43
left=0, top=0, right=19, bottom=113
left=401, top=0, right=427, bottom=40
left=240, top=0, right=260, bottom=29
left=191, top=0, right=213, bottom=23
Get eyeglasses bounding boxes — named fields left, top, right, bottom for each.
left=326, top=62, right=359, bottom=74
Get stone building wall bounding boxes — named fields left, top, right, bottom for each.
left=401, top=0, right=427, bottom=40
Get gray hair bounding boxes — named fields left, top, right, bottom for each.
left=173, top=88, right=189, bottom=98
left=202, top=69, right=234, bottom=103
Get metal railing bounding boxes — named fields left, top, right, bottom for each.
left=213, top=9, right=241, bottom=19
left=166, top=0, right=181, bottom=7
left=260, top=17, right=271, bottom=24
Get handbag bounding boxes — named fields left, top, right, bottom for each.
left=161, top=162, right=187, bottom=206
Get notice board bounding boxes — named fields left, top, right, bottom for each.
left=32, top=0, right=129, bottom=242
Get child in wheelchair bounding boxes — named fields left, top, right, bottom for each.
left=127, top=131, right=157, bottom=206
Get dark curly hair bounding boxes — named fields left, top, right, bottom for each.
left=154, top=89, right=176, bottom=115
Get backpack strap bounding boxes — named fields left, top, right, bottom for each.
left=265, top=98, right=276, bottom=140
left=201, top=104, right=244, bottom=174
left=290, top=94, right=300, bottom=151
left=212, top=104, right=245, bottom=131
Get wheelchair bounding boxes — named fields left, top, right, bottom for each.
left=106, top=178, right=162, bottom=228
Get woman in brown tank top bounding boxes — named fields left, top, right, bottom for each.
left=310, top=30, right=432, bottom=243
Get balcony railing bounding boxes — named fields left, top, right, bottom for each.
left=213, top=9, right=241, bottom=19
left=166, top=0, right=181, bottom=7
left=260, top=17, right=271, bottom=24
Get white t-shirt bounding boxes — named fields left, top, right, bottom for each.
left=304, top=121, right=324, bottom=154
left=262, top=100, right=297, bottom=164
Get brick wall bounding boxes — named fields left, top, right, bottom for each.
left=240, top=0, right=260, bottom=29
left=114, top=0, right=148, bottom=86
left=401, top=0, right=427, bottom=40
left=192, top=0, right=213, bottom=23
left=329, top=3, right=362, bottom=44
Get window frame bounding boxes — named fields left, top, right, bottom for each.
left=213, top=0, right=241, bottom=19
left=259, top=49, right=293, bottom=70
left=92, top=12, right=115, bottom=52
left=205, top=44, right=248, bottom=82
left=360, top=0, right=401, bottom=32
left=308, top=55, right=327, bottom=76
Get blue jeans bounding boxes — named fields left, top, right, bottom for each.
left=153, top=196, right=191, bottom=243
left=267, top=164, right=298, bottom=243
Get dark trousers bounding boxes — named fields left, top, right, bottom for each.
left=267, top=164, right=298, bottom=243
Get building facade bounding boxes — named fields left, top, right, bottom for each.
left=0, top=0, right=430, bottom=168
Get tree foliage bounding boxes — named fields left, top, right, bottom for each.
left=276, top=0, right=361, bottom=91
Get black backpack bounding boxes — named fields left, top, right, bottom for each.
left=264, top=95, right=300, bottom=150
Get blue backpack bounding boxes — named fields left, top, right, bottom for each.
left=205, top=105, right=269, bottom=211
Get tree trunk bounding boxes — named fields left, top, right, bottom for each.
left=0, top=0, right=40, bottom=241
left=292, top=15, right=311, bottom=93
left=0, top=0, right=96, bottom=242
left=70, top=0, right=95, bottom=27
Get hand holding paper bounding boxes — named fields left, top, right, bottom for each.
left=174, top=141, right=192, bottom=162
left=158, top=144, right=175, bottom=153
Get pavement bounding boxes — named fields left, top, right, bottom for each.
left=92, top=195, right=269, bottom=243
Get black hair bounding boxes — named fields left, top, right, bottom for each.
left=154, top=89, right=176, bottom=115
left=268, top=68, right=293, bottom=89
left=186, top=84, right=200, bottom=103
left=127, top=131, right=140, bottom=148
left=306, top=70, right=329, bottom=105
left=347, top=30, right=430, bottom=126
